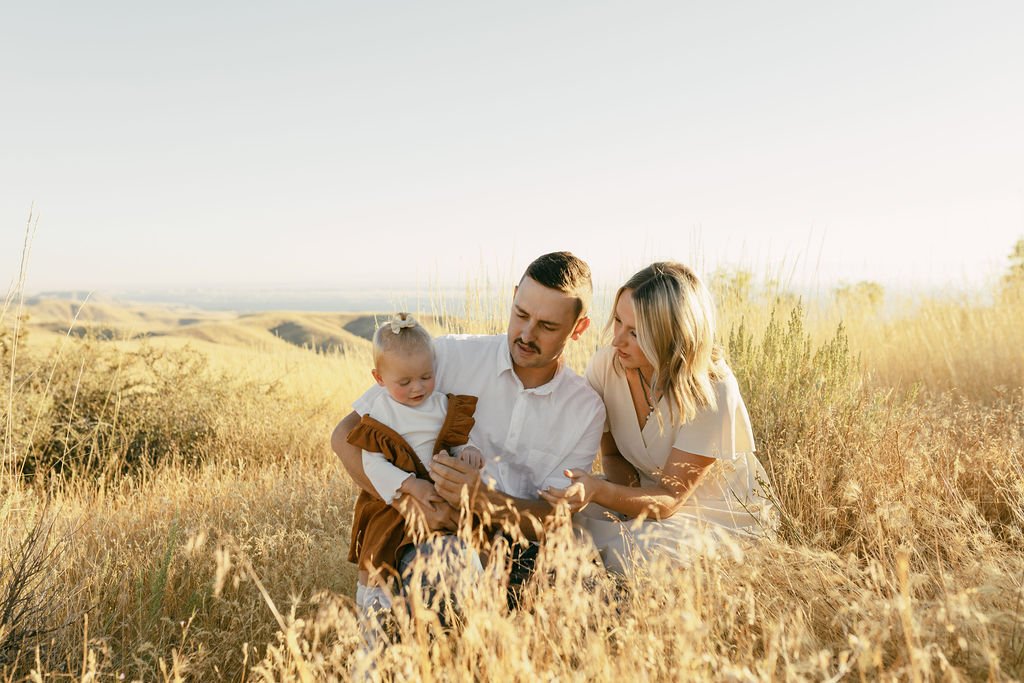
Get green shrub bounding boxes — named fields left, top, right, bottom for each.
left=726, top=304, right=867, bottom=547
left=728, top=303, right=859, bottom=458
left=3, top=341, right=286, bottom=480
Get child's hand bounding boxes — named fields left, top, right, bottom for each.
left=457, top=445, right=484, bottom=470
left=398, top=476, right=444, bottom=511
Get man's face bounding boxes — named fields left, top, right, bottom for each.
left=507, top=276, right=589, bottom=371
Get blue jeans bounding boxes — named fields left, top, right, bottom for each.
left=397, top=534, right=483, bottom=625
left=397, top=533, right=539, bottom=617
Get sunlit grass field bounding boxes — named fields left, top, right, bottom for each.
left=2, top=269, right=1023, bottom=681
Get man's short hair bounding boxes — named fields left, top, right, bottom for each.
left=520, top=251, right=592, bottom=318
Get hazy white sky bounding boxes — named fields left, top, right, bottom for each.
left=3, top=1, right=1023, bottom=295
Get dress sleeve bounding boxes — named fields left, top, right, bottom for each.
left=584, top=347, right=612, bottom=432
left=671, top=372, right=756, bottom=460
left=446, top=394, right=480, bottom=458
left=352, top=384, right=386, bottom=416
left=584, top=348, right=607, bottom=398
left=361, top=450, right=413, bottom=504
left=438, top=393, right=467, bottom=456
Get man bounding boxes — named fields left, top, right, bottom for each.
left=331, top=251, right=605, bottom=596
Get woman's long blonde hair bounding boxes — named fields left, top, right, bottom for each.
left=609, top=262, right=727, bottom=428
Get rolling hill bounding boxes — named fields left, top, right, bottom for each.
left=9, top=298, right=448, bottom=356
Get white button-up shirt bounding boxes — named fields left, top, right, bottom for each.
left=353, top=334, right=606, bottom=500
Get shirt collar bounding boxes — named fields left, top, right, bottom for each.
left=494, top=336, right=567, bottom=395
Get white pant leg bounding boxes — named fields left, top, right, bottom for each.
left=574, top=505, right=635, bottom=575
left=575, top=505, right=734, bottom=575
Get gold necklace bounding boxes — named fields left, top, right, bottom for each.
left=636, top=368, right=656, bottom=415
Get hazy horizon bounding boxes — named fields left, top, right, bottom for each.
left=20, top=264, right=1007, bottom=318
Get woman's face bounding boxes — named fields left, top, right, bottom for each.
left=611, top=289, right=653, bottom=372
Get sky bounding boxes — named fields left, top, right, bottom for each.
left=2, top=1, right=1023, bottom=299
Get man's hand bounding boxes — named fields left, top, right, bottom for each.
left=393, top=488, right=459, bottom=536
left=431, top=450, right=483, bottom=509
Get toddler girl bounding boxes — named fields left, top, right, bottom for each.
left=347, top=313, right=482, bottom=611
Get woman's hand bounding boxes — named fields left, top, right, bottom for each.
left=539, top=468, right=602, bottom=514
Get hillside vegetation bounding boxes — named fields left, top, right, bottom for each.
left=2, top=278, right=1023, bottom=681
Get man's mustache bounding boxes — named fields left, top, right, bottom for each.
left=514, top=338, right=540, bottom=353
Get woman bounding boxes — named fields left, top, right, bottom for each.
left=540, top=262, right=777, bottom=573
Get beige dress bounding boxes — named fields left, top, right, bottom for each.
left=577, top=346, right=777, bottom=573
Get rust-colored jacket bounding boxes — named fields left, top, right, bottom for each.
left=347, top=394, right=477, bottom=581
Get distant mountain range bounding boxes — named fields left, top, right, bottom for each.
left=13, top=295, right=446, bottom=355
left=27, top=286, right=477, bottom=315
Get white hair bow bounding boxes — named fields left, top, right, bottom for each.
left=388, top=314, right=417, bottom=334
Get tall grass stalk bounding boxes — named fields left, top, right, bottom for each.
left=2, top=211, right=37, bottom=482
left=2, top=257, right=1023, bottom=680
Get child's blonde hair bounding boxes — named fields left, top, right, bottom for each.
left=372, top=313, right=434, bottom=367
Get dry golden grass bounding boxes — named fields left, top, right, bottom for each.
left=854, top=297, right=1024, bottom=402
left=2, top=281, right=1023, bottom=681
